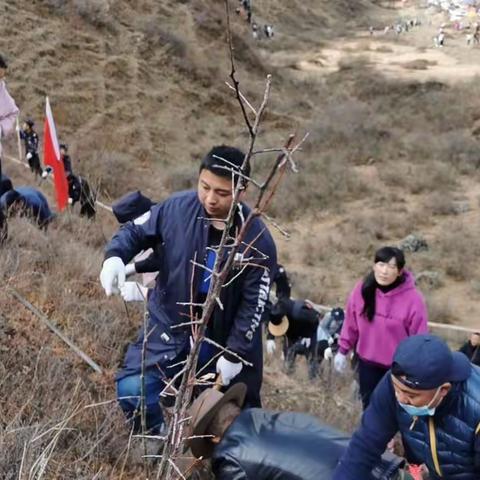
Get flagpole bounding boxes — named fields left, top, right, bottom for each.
left=16, top=116, right=22, bottom=162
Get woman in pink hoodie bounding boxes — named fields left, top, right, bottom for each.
left=335, top=246, right=428, bottom=409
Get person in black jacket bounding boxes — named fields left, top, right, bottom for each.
left=111, top=190, right=160, bottom=277
left=59, top=143, right=73, bottom=177
left=99, top=145, right=277, bottom=434
left=459, top=332, right=480, bottom=367
left=67, top=173, right=96, bottom=218
left=20, top=119, right=43, bottom=177
left=267, top=297, right=320, bottom=375
left=187, top=383, right=412, bottom=480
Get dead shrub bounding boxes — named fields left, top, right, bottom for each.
left=80, top=150, right=137, bottom=200
left=142, top=22, right=188, bottom=58
left=435, top=221, right=480, bottom=281
left=422, top=191, right=458, bottom=216
left=72, top=0, right=110, bottom=28
left=425, top=294, right=454, bottom=324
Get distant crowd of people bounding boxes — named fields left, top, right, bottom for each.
left=235, top=0, right=275, bottom=41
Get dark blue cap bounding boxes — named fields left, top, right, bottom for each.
left=392, top=334, right=471, bottom=390
left=112, top=190, right=154, bottom=224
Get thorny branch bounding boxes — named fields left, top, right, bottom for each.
left=155, top=1, right=307, bottom=478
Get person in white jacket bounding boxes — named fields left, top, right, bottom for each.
left=0, top=54, right=19, bottom=178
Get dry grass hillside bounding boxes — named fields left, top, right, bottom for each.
left=1, top=0, right=480, bottom=477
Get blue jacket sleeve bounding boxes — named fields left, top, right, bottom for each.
left=226, top=234, right=277, bottom=360
left=104, top=204, right=163, bottom=264
left=333, top=374, right=399, bottom=480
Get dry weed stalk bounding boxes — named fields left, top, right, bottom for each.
left=153, top=1, right=307, bottom=478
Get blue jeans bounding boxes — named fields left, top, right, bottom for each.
left=116, top=339, right=219, bottom=433
left=116, top=371, right=167, bottom=434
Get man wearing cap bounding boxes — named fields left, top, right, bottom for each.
left=333, top=334, right=480, bottom=480
left=100, top=145, right=276, bottom=434
left=187, top=383, right=411, bottom=479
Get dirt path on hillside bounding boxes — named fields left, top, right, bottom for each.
left=271, top=1, right=480, bottom=85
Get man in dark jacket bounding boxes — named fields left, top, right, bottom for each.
left=59, top=143, right=73, bottom=177
left=333, top=334, right=480, bottom=480
left=188, top=383, right=410, bottom=480
left=100, top=145, right=277, bottom=434
left=20, top=119, right=43, bottom=177
left=266, top=295, right=328, bottom=378
left=0, top=186, right=54, bottom=228
left=459, top=332, right=480, bottom=367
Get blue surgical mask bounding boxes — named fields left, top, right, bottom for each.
left=398, top=387, right=441, bottom=417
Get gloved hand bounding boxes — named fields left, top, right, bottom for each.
left=324, top=347, right=333, bottom=360
left=68, top=197, right=73, bottom=205
left=100, top=256, right=125, bottom=296
left=266, top=339, right=276, bottom=355
left=300, top=337, right=311, bottom=348
left=216, top=356, right=243, bottom=386
left=125, top=263, right=136, bottom=276
left=120, top=281, right=147, bottom=302
left=334, top=352, right=348, bottom=373
left=26, top=152, right=32, bottom=160
left=328, top=336, right=335, bottom=346
left=41, top=167, right=52, bottom=179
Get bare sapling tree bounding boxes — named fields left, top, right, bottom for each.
left=152, top=2, right=308, bottom=478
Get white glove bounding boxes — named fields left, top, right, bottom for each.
left=301, top=337, right=311, bottom=348
left=100, top=256, right=125, bottom=296
left=334, top=352, right=348, bottom=373
left=68, top=197, right=73, bottom=205
left=41, top=170, right=49, bottom=179
left=26, top=152, right=32, bottom=160
left=120, top=281, right=148, bottom=302
left=324, top=347, right=333, bottom=360
left=328, top=336, right=335, bottom=346
left=266, top=339, right=276, bottom=355
left=125, top=263, right=136, bottom=276
left=216, top=356, right=243, bottom=386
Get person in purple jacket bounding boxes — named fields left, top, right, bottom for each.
left=334, top=246, right=428, bottom=409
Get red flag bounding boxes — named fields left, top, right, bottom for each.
left=43, top=97, right=68, bottom=211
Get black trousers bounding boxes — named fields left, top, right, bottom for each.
left=357, top=358, right=389, bottom=410
left=27, top=152, right=43, bottom=176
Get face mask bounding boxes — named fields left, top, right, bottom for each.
left=398, top=386, right=442, bottom=417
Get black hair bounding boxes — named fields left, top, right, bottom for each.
left=199, top=145, right=250, bottom=186
left=0, top=54, right=7, bottom=70
left=3, top=189, right=21, bottom=209
left=361, top=246, right=406, bottom=322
